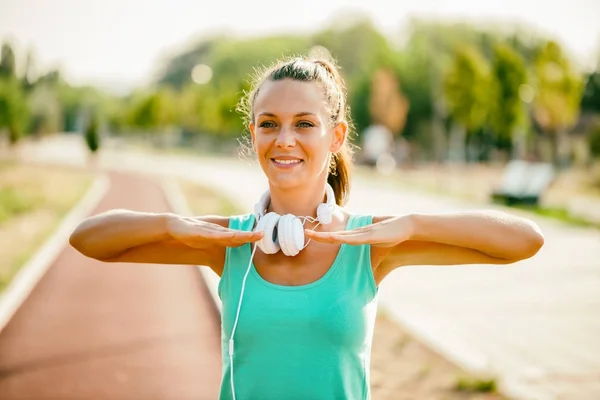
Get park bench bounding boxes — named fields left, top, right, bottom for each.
left=491, top=160, right=556, bottom=206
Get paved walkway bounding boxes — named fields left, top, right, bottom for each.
left=0, top=171, right=222, bottom=400
left=17, top=135, right=600, bottom=400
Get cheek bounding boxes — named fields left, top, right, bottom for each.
left=254, top=136, right=270, bottom=156
left=303, top=135, right=332, bottom=167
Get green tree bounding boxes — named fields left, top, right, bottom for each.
left=589, top=123, right=600, bottom=160
left=488, top=43, right=528, bottom=158
left=85, top=111, right=100, bottom=153
left=443, top=45, right=492, bottom=162
left=0, top=43, right=16, bottom=78
left=581, top=70, right=600, bottom=113
left=127, top=87, right=178, bottom=139
left=532, top=40, right=584, bottom=166
left=0, top=77, right=29, bottom=145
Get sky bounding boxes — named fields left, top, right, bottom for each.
left=1, top=0, right=599, bottom=93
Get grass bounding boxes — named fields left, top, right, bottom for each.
left=0, top=187, right=39, bottom=223
left=454, top=375, right=498, bottom=393
left=512, top=204, right=600, bottom=229
left=0, top=161, right=93, bottom=292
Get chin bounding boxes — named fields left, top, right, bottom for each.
left=267, top=174, right=305, bottom=190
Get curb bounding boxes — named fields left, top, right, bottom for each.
left=160, top=178, right=222, bottom=315
left=0, top=173, right=110, bottom=333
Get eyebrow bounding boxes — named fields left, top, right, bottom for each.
left=257, top=112, right=317, bottom=118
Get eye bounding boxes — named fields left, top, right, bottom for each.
left=259, top=121, right=276, bottom=128
left=297, top=121, right=314, bottom=128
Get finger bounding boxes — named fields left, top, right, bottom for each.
left=304, top=230, right=356, bottom=244
left=228, top=230, right=264, bottom=243
left=198, top=228, right=261, bottom=242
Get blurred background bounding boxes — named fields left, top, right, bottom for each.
left=1, top=1, right=600, bottom=399
left=2, top=1, right=600, bottom=209
left=1, top=0, right=599, bottom=167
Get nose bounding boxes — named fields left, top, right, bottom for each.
left=275, top=125, right=296, bottom=148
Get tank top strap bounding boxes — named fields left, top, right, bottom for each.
left=218, top=213, right=256, bottom=301
left=342, top=213, right=378, bottom=300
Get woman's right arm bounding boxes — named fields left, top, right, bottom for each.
left=68, top=209, right=243, bottom=273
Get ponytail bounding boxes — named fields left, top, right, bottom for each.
left=327, top=145, right=353, bottom=206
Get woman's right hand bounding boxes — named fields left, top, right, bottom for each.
left=167, top=215, right=263, bottom=249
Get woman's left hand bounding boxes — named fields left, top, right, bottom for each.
left=304, top=216, right=412, bottom=248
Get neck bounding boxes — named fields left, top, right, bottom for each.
left=267, top=180, right=331, bottom=221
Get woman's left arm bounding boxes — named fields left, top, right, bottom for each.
left=380, top=210, right=545, bottom=268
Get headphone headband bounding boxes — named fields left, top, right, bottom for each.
left=254, top=183, right=335, bottom=220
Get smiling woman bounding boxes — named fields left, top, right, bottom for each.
left=69, top=55, right=544, bottom=400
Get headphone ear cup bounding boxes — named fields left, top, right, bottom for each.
left=256, top=212, right=281, bottom=254
left=316, top=203, right=333, bottom=225
left=278, top=214, right=305, bottom=257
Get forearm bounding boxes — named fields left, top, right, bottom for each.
left=407, top=210, right=544, bottom=260
left=69, top=209, right=175, bottom=260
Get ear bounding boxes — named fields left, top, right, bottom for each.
left=249, top=122, right=257, bottom=152
left=330, top=121, right=348, bottom=153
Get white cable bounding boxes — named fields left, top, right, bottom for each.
left=228, top=208, right=328, bottom=398
left=229, top=242, right=259, bottom=400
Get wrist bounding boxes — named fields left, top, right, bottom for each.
left=404, top=213, right=423, bottom=241
left=162, top=212, right=181, bottom=239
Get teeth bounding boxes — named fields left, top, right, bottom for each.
left=274, top=159, right=301, bottom=164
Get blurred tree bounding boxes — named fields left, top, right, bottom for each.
left=311, top=16, right=392, bottom=82
left=0, top=43, right=16, bottom=78
left=156, top=38, right=219, bottom=89
left=28, top=84, right=63, bottom=134
left=589, top=123, right=600, bottom=159
left=368, top=67, right=409, bottom=135
left=488, top=43, right=528, bottom=158
left=580, top=70, right=600, bottom=113
left=128, top=87, right=178, bottom=133
left=0, top=76, right=29, bottom=145
left=85, top=111, right=100, bottom=153
left=349, top=75, right=372, bottom=136
left=532, top=40, right=584, bottom=166
left=36, top=69, right=62, bottom=87
left=443, top=44, right=492, bottom=162
left=22, top=48, right=37, bottom=92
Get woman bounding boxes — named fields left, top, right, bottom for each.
left=70, top=56, right=544, bottom=400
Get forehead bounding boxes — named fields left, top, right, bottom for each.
left=253, top=79, right=327, bottom=117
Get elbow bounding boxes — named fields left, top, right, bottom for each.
left=505, top=230, right=545, bottom=264
left=69, top=226, right=85, bottom=253
left=523, top=231, right=545, bottom=259
left=525, top=221, right=545, bottom=258
left=69, top=227, right=95, bottom=258
left=69, top=224, right=111, bottom=261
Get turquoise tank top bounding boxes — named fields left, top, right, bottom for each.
left=218, top=213, right=379, bottom=400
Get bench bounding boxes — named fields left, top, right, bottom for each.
left=491, top=160, right=556, bottom=206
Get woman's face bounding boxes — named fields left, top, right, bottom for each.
left=249, top=79, right=346, bottom=190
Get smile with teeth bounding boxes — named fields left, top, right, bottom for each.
left=273, top=159, right=302, bottom=165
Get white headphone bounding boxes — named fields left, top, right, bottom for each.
left=253, top=183, right=336, bottom=256
left=227, top=183, right=337, bottom=400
